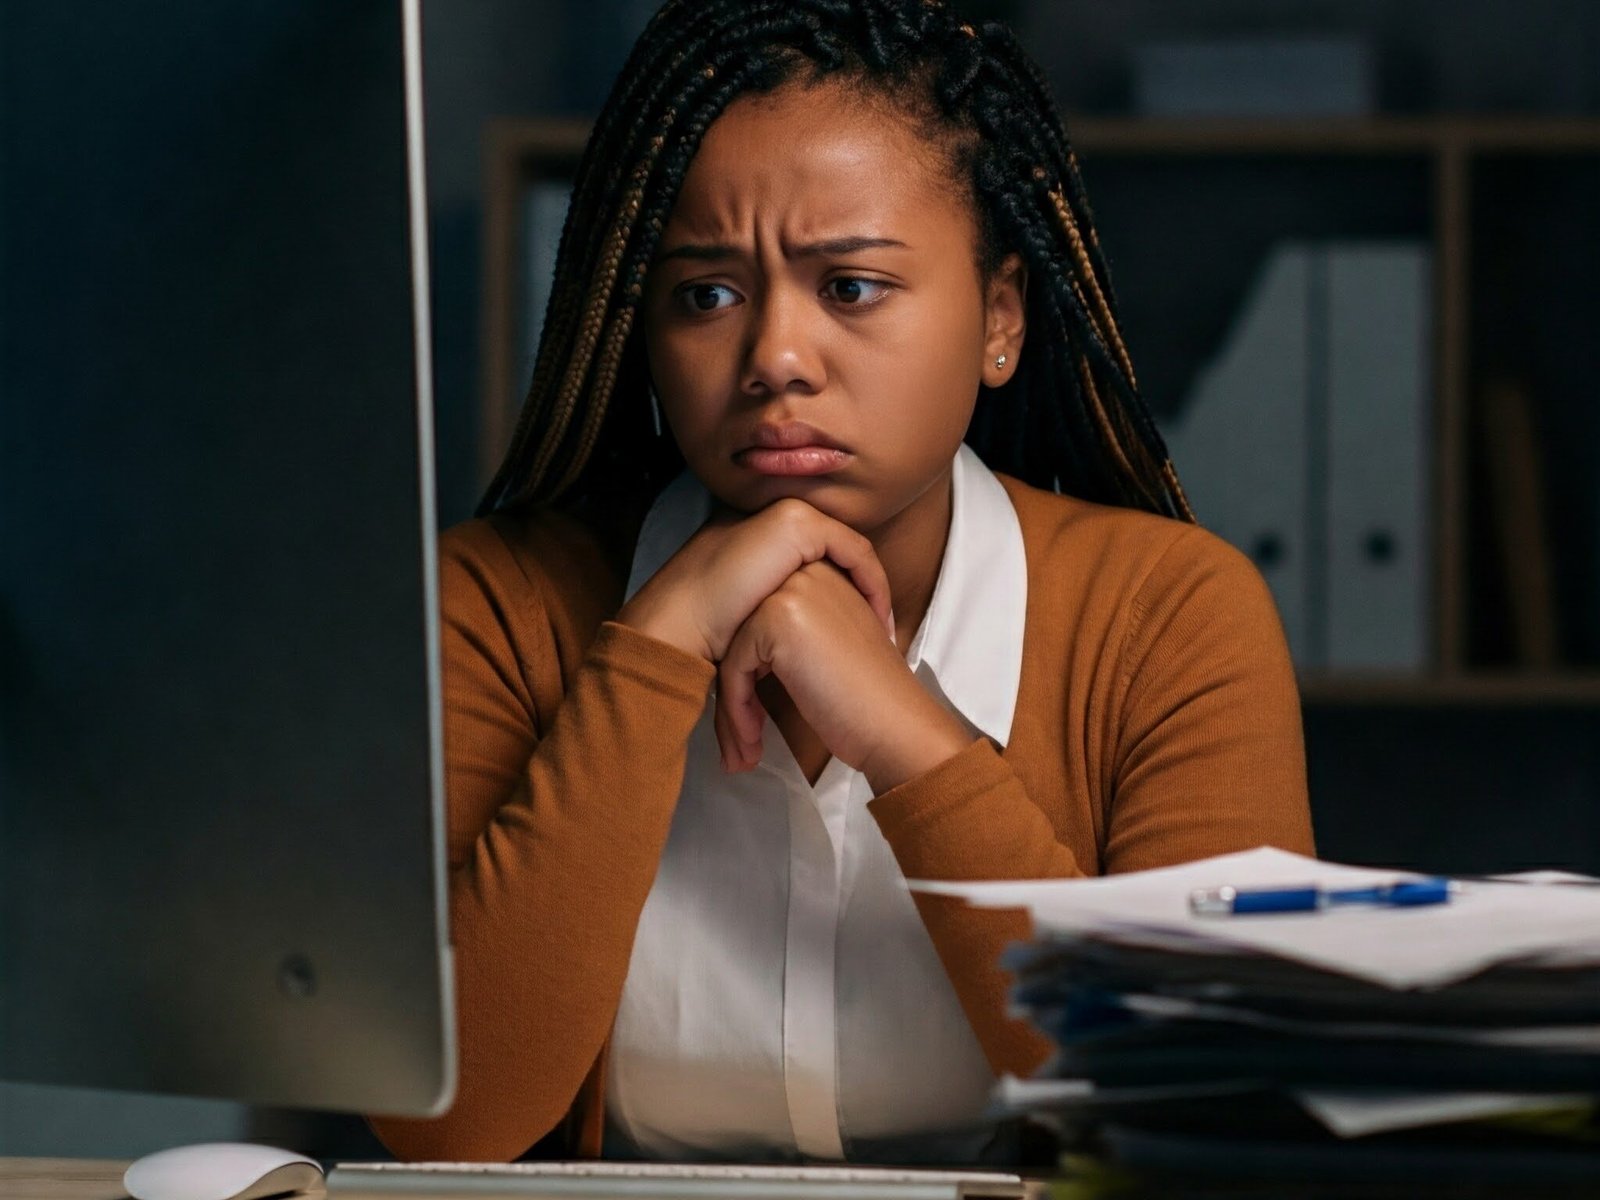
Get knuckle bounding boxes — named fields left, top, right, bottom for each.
left=769, top=497, right=812, bottom=528
left=802, top=559, right=846, bottom=587
left=763, top=586, right=807, bottom=625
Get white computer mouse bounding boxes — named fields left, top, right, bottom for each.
left=123, top=1142, right=323, bottom=1200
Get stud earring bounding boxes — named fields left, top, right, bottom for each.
left=994, top=354, right=1007, bottom=370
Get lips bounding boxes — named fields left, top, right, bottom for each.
left=734, top=421, right=853, bottom=477
left=739, top=421, right=849, bottom=453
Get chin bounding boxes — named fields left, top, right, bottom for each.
left=720, top=474, right=876, bottom=529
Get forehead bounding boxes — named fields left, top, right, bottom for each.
left=665, top=80, right=971, bottom=243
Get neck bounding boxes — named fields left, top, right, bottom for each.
left=868, top=462, right=954, bottom=657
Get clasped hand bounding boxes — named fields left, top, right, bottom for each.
left=613, top=497, right=971, bottom=794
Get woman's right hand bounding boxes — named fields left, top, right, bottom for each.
left=614, top=496, right=895, bottom=664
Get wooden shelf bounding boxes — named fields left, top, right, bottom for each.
left=1300, top=672, right=1600, bottom=706
left=485, top=115, right=589, bottom=158
left=1067, top=116, right=1600, bottom=155
left=484, top=114, right=1600, bottom=159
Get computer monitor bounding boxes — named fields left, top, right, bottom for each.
left=0, top=0, right=455, bottom=1117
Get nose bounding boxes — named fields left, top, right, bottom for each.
left=740, top=286, right=826, bottom=397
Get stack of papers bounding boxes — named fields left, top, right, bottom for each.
left=914, top=847, right=1600, bottom=1193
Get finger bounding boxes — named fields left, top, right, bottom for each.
left=776, top=508, right=893, bottom=644
left=822, top=531, right=894, bottom=644
left=720, top=665, right=765, bottom=768
left=719, top=623, right=771, bottom=766
left=712, top=686, right=741, bottom=772
left=714, top=677, right=764, bottom=772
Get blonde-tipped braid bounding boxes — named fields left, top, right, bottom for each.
left=524, top=177, right=647, bottom=496
left=1161, top=460, right=1198, bottom=523
left=1060, top=273, right=1162, bottom=505
left=552, top=289, right=641, bottom=497
left=544, top=131, right=682, bottom=497
left=1074, top=353, right=1163, bottom=511
left=1047, top=182, right=1139, bottom=396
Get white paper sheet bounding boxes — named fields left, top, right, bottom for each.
left=991, top=1076, right=1594, bottom=1140
left=990, top=1075, right=1260, bottom=1113
left=1487, top=869, right=1600, bottom=885
left=1292, top=1089, right=1594, bottom=1138
left=1118, top=993, right=1600, bottom=1050
left=909, top=846, right=1600, bottom=989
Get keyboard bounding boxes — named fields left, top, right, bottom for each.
left=324, top=1159, right=1031, bottom=1199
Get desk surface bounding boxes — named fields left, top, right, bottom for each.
left=0, top=1159, right=328, bottom=1200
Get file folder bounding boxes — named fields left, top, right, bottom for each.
left=1161, top=246, right=1314, bottom=663
left=1326, top=245, right=1431, bottom=670
left=1161, top=241, right=1432, bottom=671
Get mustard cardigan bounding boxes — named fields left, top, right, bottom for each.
left=368, top=472, right=1315, bottom=1162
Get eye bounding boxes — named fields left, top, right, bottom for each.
left=824, top=277, right=891, bottom=306
left=675, top=282, right=741, bottom=313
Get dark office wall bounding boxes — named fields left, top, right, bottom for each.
left=425, top=0, right=572, bottom=523
left=423, top=0, right=659, bottom=522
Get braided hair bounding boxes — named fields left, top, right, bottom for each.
left=478, top=0, right=1195, bottom=527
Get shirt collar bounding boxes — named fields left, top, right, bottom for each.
left=623, top=443, right=1027, bottom=748
left=904, top=444, right=1027, bottom=747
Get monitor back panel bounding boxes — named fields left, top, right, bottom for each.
left=0, top=0, right=453, bottom=1116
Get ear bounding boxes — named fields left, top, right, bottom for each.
left=982, top=252, right=1027, bottom=388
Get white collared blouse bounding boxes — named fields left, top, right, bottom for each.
left=605, top=443, right=1028, bottom=1164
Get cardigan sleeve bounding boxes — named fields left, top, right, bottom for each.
left=366, top=523, right=715, bottom=1163
left=1103, top=526, right=1315, bottom=872
left=868, top=740, right=1074, bottom=1078
left=866, top=524, right=1314, bottom=1082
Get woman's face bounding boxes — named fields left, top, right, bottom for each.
left=642, top=79, right=1023, bottom=534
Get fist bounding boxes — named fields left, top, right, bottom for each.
left=715, top=560, right=973, bottom=793
left=615, top=498, right=894, bottom=663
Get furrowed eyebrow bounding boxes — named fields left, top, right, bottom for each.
left=794, top=236, right=908, bottom=257
left=656, top=236, right=908, bottom=263
left=657, top=243, right=741, bottom=264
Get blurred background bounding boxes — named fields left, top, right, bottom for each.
left=4, top=0, right=1599, bottom=1164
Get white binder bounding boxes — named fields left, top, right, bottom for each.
left=1161, top=241, right=1431, bottom=672
left=1160, top=246, right=1315, bottom=664
left=1325, top=246, right=1431, bottom=671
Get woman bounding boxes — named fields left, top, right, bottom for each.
left=369, top=0, right=1314, bottom=1165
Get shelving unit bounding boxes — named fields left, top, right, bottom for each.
left=479, top=115, right=1600, bottom=707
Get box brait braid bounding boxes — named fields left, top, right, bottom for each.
left=478, top=0, right=1195, bottom=526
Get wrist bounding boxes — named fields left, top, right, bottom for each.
left=860, top=702, right=974, bottom=796
left=614, top=595, right=713, bottom=662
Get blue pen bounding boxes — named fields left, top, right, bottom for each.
left=1189, top=877, right=1454, bottom=916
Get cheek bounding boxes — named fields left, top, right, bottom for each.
left=857, top=289, right=985, bottom=419
left=642, top=321, right=729, bottom=448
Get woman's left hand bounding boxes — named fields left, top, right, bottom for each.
left=714, top=559, right=974, bottom=794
